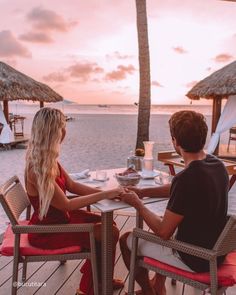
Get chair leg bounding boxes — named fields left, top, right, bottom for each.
left=89, top=232, right=99, bottom=295
left=128, top=235, right=138, bottom=295
left=60, top=260, right=67, bottom=265
left=210, top=259, right=218, bottom=295
left=181, top=283, right=185, bottom=295
left=12, top=258, right=19, bottom=295
left=22, top=260, right=27, bottom=282
left=12, top=234, right=20, bottom=295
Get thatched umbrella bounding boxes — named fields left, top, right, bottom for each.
left=0, top=61, right=63, bottom=122
left=186, top=60, right=236, bottom=134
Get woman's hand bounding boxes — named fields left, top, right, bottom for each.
left=120, top=190, right=144, bottom=210
left=106, top=187, right=125, bottom=200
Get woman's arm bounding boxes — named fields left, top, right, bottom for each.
left=26, top=166, right=123, bottom=211
left=51, top=182, right=123, bottom=211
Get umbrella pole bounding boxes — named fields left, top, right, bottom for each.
left=3, top=100, right=9, bottom=123
left=211, top=97, right=222, bottom=155
left=40, top=101, right=44, bottom=108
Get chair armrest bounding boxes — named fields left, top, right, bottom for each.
left=133, top=228, right=217, bottom=260
left=12, top=223, right=94, bottom=234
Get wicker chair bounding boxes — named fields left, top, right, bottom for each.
left=0, top=176, right=99, bottom=295
left=127, top=216, right=236, bottom=295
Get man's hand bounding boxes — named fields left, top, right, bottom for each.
left=126, top=186, right=144, bottom=198
left=120, top=190, right=144, bottom=210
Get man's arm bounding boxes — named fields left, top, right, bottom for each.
left=121, top=191, right=183, bottom=240
left=128, top=183, right=171, bottom=199
left=139, top=207, right=183, bottom=240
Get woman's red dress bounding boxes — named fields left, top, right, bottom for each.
left=27, top=165, right=102, bottom=294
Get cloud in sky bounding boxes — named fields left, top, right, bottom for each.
left=67, top=62, right=104, bottom=81
left=43, top=61, right=104, bottom=83
left=26, top=6, right=78, bottom=32
left=152, top=80, right=163, bottom=87
left=19, top=31, right=53, bottom=43
left=106, top=51, right=134, bottom=60
left=105, top=64, right=136, bottom=81
left=213, top=53, right=234, bottom=63
left=43, top=71, right=67, bottom=82
left=172, top=46, right=188, bottom=54
left=0, top=30, right=31, bottom=58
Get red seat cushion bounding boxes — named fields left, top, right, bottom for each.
left=144, top=251, right=236, bottom=287
left=0, top=221, right=82, bottom=256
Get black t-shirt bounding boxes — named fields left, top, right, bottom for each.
left=167, top=154, right=228, bottom=272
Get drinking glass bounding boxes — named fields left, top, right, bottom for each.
left=95, top=170, right=107, bottom=181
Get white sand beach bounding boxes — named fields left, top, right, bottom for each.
left=0, top=104, right=235, bottom=233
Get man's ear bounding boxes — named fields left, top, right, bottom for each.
left=172, top=137, right=178, bottom=146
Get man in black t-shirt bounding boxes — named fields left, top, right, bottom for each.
left=120, top=111, right=229, bottom=295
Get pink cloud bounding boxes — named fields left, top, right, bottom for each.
left=152, top=80, right=163, bottom=87
left=106, top=51, right=134, bottom=60
left=19, top=31, right=53, bottom=43
left=213, top=53, right=233, bottom=63
left=42, top=62, right=104, bottom=84
left=172, top=46, right=188, bottom=54
left=42, top=72, right=68, bottom=82
left=105, top=64, right=135, bottom=81
left=67, top=62, right=104, bottom=82
left=26, top=7, right=78, bottom=32
left=0, top=30, right=31, bottom=58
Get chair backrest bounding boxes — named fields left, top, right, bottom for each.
left=0, top=176, right=30, bottom=226
left=213, top=215, right=236, bottom=255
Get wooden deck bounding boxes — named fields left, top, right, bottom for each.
left=0, top=135, right=28, bottom=150
left=1, top=212, right=236, bottom=295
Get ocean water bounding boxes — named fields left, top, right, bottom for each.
left=7, top=101, right=213, bottom=116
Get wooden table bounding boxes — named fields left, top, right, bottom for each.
left=158, top=151, right=236, bottom=190
left=77, top=168, right=167, bottom=295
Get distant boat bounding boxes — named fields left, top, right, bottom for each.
left=98, top=104, right=109, bottom=108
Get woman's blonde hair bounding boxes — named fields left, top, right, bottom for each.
left=26, top=107, right=66, bottom=220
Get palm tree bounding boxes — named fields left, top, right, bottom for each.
left=135, top=0, right=151, bottom=149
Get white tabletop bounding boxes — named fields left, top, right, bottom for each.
left=76, top=168, right=167, bottom=213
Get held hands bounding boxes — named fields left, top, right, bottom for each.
left=106, top=187, right=125, bottom=200
left=126, top=186, right=144, bottom=199
left=120, top=189, right=143, bottom=210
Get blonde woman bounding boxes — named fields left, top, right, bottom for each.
left=25, top=107, right=124, bottom=295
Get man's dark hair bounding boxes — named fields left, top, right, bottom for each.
left=169, top=110, right=208, bottom=153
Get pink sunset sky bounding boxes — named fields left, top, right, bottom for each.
left=0, top=0, right=236, bottom=105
